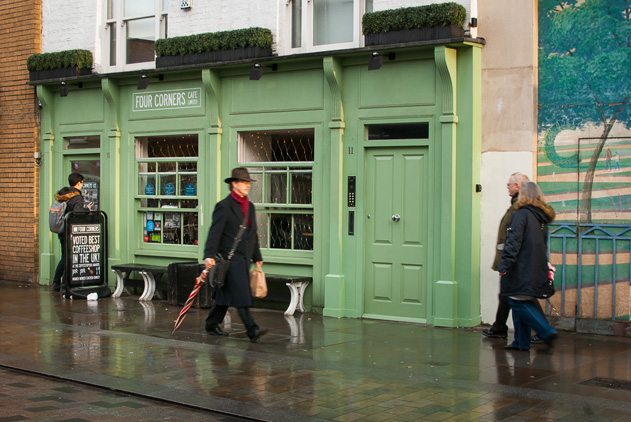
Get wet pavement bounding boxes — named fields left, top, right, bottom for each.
left=0, top=280, right=630, bottom=421
left=0, top=366, right=245, bottom=421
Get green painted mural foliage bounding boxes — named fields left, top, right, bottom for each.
left=538, top=0, right=631, bottom=322
left=538, top=0, right=631, bottom=224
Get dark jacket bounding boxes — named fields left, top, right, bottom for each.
left=55, top=187, right=87, bottom=238
left=203, top=194, right=262, bottom=307
left=498, top=204, right=555, bottom=298
left=56, top=187, right=86, bottom=214
left=492, top=195, right=518, bottom=270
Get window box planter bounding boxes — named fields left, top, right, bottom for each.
left=156, top=46, right=273, bottom=68
left=155, top=27, right=273, bottom=68
left=365, top=25, right=464, bottom=46
left=29, top=67, right=92, bottom=82
left=363, top=2, right=466, bottom=46
left=27, top=49, right=93, bottom=82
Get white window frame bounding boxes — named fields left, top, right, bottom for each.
left=102, top=0, right=167, bottom=73
left=279, top=0, right=369, bottom=55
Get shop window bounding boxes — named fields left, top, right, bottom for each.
left=136, top=134, right=198, bottom=246
left=284, top=0, right=370, bottom=53
left=238, top=129, right=314, bottom=251
left=104, top=0, right=167, bottom=70
left=367, top=123, right=429, bottom=140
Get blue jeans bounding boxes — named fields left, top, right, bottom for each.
left=508, top=298, right=557, bottom=350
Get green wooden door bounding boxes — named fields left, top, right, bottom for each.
left=364, top=147, right=428, bottom=320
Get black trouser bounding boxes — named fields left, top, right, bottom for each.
left=490, top=294, right=510, bottom=334
left=206, top=305, right=258, bottom=338
left=52, top=235, right=66, bottom=289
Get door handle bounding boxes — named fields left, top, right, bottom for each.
left=391, top=214, right=401, bottom=222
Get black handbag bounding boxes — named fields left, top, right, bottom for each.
left=536, top=262, right=556, bottom=299
left=208, top=217, right=248, bottom=289
left=536, top=278, right=556, bottom=299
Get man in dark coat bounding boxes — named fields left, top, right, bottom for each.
left=51, top=173, right=94, bottom=292
left=203, top=167, right=266, bottom=342
left=498, top=182, right=558, bottom=351
left=483, top=172, right=529, bottom=339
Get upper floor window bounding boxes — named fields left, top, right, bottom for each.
left=283, top=0, right=371, bottom=54
left=104, top=0, right=167, bottom=71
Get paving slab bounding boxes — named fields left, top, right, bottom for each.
left=0, top=281, right=630, bottom=421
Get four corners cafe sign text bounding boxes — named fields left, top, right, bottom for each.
left=132, top=88, right=202, bottom=112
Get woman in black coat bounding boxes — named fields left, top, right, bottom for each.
left=498, top=182, right=558, bottom=351
left=203, top=167, right=266, bottom=342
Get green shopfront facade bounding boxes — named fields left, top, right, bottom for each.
left=36, top=41, right=482, bottom=327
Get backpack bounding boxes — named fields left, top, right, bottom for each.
left=49, top=200, right=67, bottom=234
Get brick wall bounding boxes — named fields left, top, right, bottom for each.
left=0, top=1, right=41, bottom=282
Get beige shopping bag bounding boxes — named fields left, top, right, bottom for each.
left=250, top=268, right=268, bottom=298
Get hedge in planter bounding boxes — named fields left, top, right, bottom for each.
left=27, top=49, right=93, bottom=81
left=155, top=27, right=273, bottom=67
left=362, top=2, right=466, bottom=46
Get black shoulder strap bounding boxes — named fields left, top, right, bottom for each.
left=226, top=215, right=249, bottom=260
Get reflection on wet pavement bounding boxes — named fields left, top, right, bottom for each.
left=0, top=367, right=246, bottom=421
left=0, top=281, right=630, bottom=421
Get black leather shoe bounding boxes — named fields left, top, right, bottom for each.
left=482, top=329, right=507, bottom=339
left=249, top=328, right=269, bottom=343
left=206, top=325, right=228, bottom=336
left=50, top=283, right=61, bottom=292
left=540, top=333, right=558, bottom=353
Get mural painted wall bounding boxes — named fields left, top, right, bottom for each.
left=538, top=0, right=630, bottom=322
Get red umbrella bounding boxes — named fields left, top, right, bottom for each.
left=172, top=268, right=209, bottom=334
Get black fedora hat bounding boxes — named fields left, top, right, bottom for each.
left=224, top=167, right=256, bottom=184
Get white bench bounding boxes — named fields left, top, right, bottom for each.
left=111, top=264, right=168, bottom=301
left=263, top=275, right=311, bottom=316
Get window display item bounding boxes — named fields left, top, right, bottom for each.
left=163, top=182, right=175, bottom=195
left=145, top=182, right=155, bottom=195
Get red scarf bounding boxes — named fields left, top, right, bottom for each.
left=230, top=190, right=249, bottom=225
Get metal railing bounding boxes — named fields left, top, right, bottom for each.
left=547, top=223, right=631, bottom=322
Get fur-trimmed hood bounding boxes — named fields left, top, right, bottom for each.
left=519, top=203, right=555, bottom=223
left=55, top=187, right=81, bottom=202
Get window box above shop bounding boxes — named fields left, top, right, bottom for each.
left=362, top=2, right=466, bottom=46
left=155, top=27, right=274, bottom=68
left=27, top=49, right=93, bottom=82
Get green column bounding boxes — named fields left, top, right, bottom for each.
left=37, top=85, right=56, bottom=285
left=433, top=46, right=459, bottom=327
left=454, top=45, right=482, bottom=326
left=201, top=69, right=223, bottom=256
left=322, top=57, right=346, bottom=317
left=102, top=78, right=122, bottom=271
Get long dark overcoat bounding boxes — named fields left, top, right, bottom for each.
left=203, top=194, right=262, bottom=307
left=498, top=204, right=553, bottom=298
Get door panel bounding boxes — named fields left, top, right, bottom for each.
left=373, top=155, right=395, bottom=244
left=373, top=262, right=393, bottom=300
left=402, top=265, right=423, bottom=304
left=364, top=147, right=427, bottom=320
